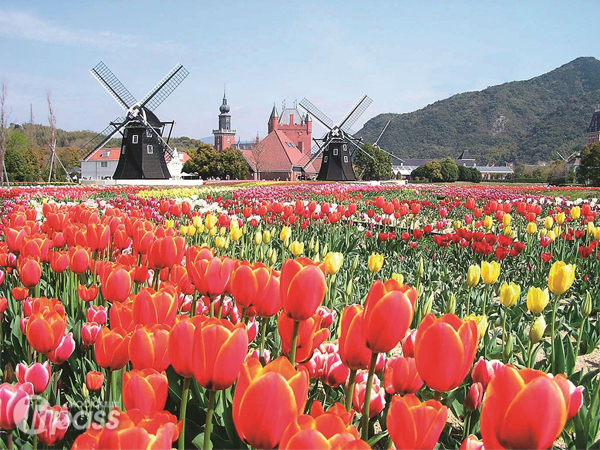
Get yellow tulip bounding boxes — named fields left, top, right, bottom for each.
left=547, top=261, right=575, bottom=295
left=230, top=227, right=243, bottom=241
left=526, top=287, right=549, bottom=314
left=594, top=227, right=600, bottom=240
left=215, top=236, right=226, bottom=248
left=529, top=315, right=546, bottom=344
left=465, top=314, right=488, bottom=340
left=526, top=222, right=537, bottom=235
left=587, top=221, right=595, bottom=235
left=480, top=261, right=500, bottom=285
left=368, top=253, right=384, bottom=273
left=391, top=273, right=404, bottom=284
left=323, top=252, right=343, bottom=275
left=454, top=220, right=462, bottom=230
left=547, top=230, right=556, bottom=242
left=540, top=228, right=547, bottom=237
left=289, top=241, right=304, bottom=257
left=165, top=219, right=174, bottom=229
left=262, top=230, right=271, bottom=244
left=503, top=225, right=512, bottom=236
left=205, top=214, right=217, bottom=230
left=280, top=226, right=291, bottom=242
left=179, top=225, right=188, bottom=235
left=253, top=231, right=262, bottom=246
left=570, top=206, right=580, bottom=220
left=553, top=226, right=562, bottom=239
left=499, top=282, right=521, bottom=307
left=196, top=224, right=205, bottom=234
left=192, top=216, right=202, bottom=228
left=555, top=212, right=565, bottom=225
left=502, top=214, right=512, bottom=227
left=187, top=226, right=196, bottom=237
left=484, top=216, right=493, bottom=229
left=466, top=265, right=481, bottom=287
left=209, top=227, right=217, bottom=237
left=219, top=226, right=226, bottom=236
left=544, top=216, right=554, bottom=230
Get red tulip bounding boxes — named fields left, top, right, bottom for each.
left=12, top=287, right=28, bottom=301
left=278, top=313, right=330, bottom=363
left=168, top=316, right=204, bottom=378
left=338, top=305, right=371, bottom=371
left=86, top=371, right=104, bottom=391
left=132, top=286, right=178, bottom=327
left=192, top=318, right=248, bottom=391
left=94, top=327, right=130, bottom=371
left=387, top=394, right=448, bottom=449
left=253, top=269, right=281, bottom=318
left=352, top=371, right=386, bottom=418
left=129, top=324, right=171, bottom=371
left=384, top=356, right=423, bottom=395
left=26, top=311, right=67, bottom=354
left=460, top=435, right=485, bottom=450
left=147, top=235, right=186, bottom=269
left=280, top=257, right=326, bottom=321
left=19, top=257, right=41, bottom=288
left=16, top=361, right=51, bottom=394
left=86, top=305, right=107, bottom=325
left=230, top=262, right=265, bottom=309
left=100, top=266, right=132, bottom=303
left=362, top=279, right=416, bottom=353
left=233, top=357, right=309, bottom=449
left=69, top=246, right=90, bottom=274
left=109, top=299, right=135, bottom=333
left=415, top=314, right=478, bottom=393
left=320, top=345, right=350, bottom=388
left=49, top=251, right=69, bottom=273
left=47, top=332, right=75, bottom=364
left=464, top=382, right=484, bottom=411
left=188, top=256, right=236, bottom=298
left=122, top=368, right=168, bottom=415
left=471, top=357, right=504, bottom=390
left=279, top=413, right=362, bottom=450
left=87, top=223, right=110, bottom=252
left=78, top=284, right=99, bottom=302
left=33, top=404, right=70, bottom=446
left=81, top=322, right=102, bottom=347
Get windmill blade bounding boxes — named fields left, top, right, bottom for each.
left=339, top=95, right=372, bottom=134
left=80, top=117, right=127, bottom=159
left=299, top=98, right=335, bottom=131
left=138, top=64, right=190, bottom=112
left=91, top=62, right=137, bottom=110
left=137, top=113, right=175, bottom=161
left=301, top=136, right=333, bottom=170
left=374, top=120, right=391, bottom=146
left=378, top=146, right=404, bottom=163
left=349, top=140, right=375, bottom=162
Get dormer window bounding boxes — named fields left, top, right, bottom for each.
left=101, top=151, right=110, bottom=158
left=132, top=135, right=138, bottom=144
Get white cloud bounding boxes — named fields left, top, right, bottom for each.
left=0, top=9, right=178, bottom=52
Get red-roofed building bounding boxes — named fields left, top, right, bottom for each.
left=81, top=147, right=189, bottom=180
left=239, top=102, right=319, bottom=180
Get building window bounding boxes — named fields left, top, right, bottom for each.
left=147, top=145, right=153, bottom=154
left=100, top=162, right=108, bottom=168
left=101, top=151, right=110, bottom=158
left=179, top=154, right=184, bottom=160
left=122, top=146, right=126, bottom=154
left=124, top=129, right=128, bottom=137
left=324, top=156, right=328, bottom=163
left=146, top=130, right=152, bottom=138
left=333, top=148, right=338, bottom=156
left=343, top=144, right=347, bottom=152
left=132, top=135, right=138, bottom=144
left=344, top=156, right=348, bottom=163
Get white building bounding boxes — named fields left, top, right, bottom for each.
left=81, top=147, right=190, bottom=181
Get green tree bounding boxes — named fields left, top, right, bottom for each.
left=5, top=130, right=30, bottom=181
left=468, top=167, right=482, bottom=183
left=216, top=147, right=250, bottom=180
left=440, top=157, right=459, bottom=182
left=182, top=143, right=219, bottom=178
left=578, top=142, right=600, bottom=186
left=412, top=160, right=443, bottom=181
left=353, top=143, right=393, bottom=180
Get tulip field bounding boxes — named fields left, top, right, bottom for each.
left=0, top=181, right=599, bottom=449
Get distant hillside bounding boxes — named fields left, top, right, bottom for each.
left=358, top=57, right=600, bottom=164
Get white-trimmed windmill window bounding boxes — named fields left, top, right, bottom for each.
left=132, top=134, right=138, bottom=144
left=324, top=156, right=328, bottom=163
left=124, top=129, right=128, bottom=137
left=333, top=148, right=338, bottom=156
left=344, top=156, right=348, bottom=163
left=121, top=146, right=126, bottom=154
left=147, top=145, right=154, bottom=154
left=146, top=130, right=152, bottom=138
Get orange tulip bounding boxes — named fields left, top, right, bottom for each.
left=480, top=365, right=579, bottom=449
left=87, top=223, right=110, bottom=252
left=86, top=371, right=104, bottom=391
left=5, top=227, right=26, bottom=253
left=279, top=413, right=363, bottom=450
left=49, top=251, right=69, bottom=273
left=338, top=305, right=372, bottom=371
left=387, top=394, right=448, bottom=450
left=415, top=313, right=478, bottom=393
left=100, top=266, right=132, bottom=303
left=77, top=284, right=99, bottom=302
left=94, top=327, right=130, bottom=371
left=132, top=286, right=178, bottom=327
left=278, top=313, right=330, bottom=363
left=192, top=318, right=248, bottom=391
left=362, top=279, right=416, bottom=354
left=168, top=315, right=204, bottom=378
left=230, top=262, right=265, bottom=309
left=188, top=256, right=236, bottom=297
left=233, top=357, right=309, bottom=449
left=253, top=269, right=281, bottom=318
left=122, top=368, right=168, bottom=415
left=129, top=324, right=171, bottom=371
left=280, top=257, right=326, bottom=321
left=147, top=235, right=186, bottom=269
left=20, top=236, right=51, bottom=262
left=109, top=299, right=135, bottom=333
left=19, top=257, right=41, bottom=288
left=26, top=311, right=67, bottom=354
left=69, top=246, right=90, bottom=274
left=384, top=356, right=424, bottom=395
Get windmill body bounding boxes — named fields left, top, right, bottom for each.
left=82, top=62, right=189, bottom=180
left=299, top=95, right=374, bottom=181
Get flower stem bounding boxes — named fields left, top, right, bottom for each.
left=573, top=316, right=587, bottom=375
left=259, top=318, right=268, bottom=364
left=360, top=352, right=378, bottom=441
left=550, top=294, right=560, bottom=373
left=345, top=369, right=357, bottom=412
left=178, top=377, right=191, bottom=450
left=289, top=320, right=300, bottom=366
left=203, top=389, right=216, bottom=450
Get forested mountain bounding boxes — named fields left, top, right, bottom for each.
left=358, top=57, right=600, bottom=164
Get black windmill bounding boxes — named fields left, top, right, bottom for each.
left=299, top=95, right=375, bottom=181
left=81, top=62, right=189, bottom=179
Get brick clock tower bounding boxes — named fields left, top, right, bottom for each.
left=213, top=90, right=236, bottom=151
left=268, top=102, right=312, bottom=154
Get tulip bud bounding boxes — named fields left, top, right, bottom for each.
left=266, top=247, right=273, bottom=260
left=416, top=257, right=424, bottom=278
left=4, top=362, right=15, bottom=383
left=503, top=334, right=513, bottom=361
left=422, top=292, right=434, bottom=316
left=529, top=315, right=546, bottom=344
left=352, top=254, right=359, bottom=271
left=314, top=239, right=320, bottom=254
left=309, top=237, right=315, bottom=252
left=254, top=231, right=262, bottom=246
left=313, top=253, right=320, bottom=263
left=446, top=293, right=456, bottom=314
left=582, top=291, right=592, bottom=318
left=464, top=382, right=484, bottom=411
left=82, top=385, right=89, bottom=399
left=345, top=279, right=353, bottom=297
left=269, top=249, right=278, bottom=265
left=320, top=243, right=328, bottom=259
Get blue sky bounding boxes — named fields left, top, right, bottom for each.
left=0, top=1, right=596, bottom=142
